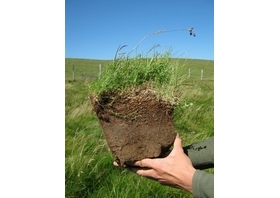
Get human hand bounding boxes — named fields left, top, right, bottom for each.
left=113, top=134, right=196, bottom=193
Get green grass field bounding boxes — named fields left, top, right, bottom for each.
left=65, top=58, right=214, bottom=198
left=65, top=58, right=214, bottom=82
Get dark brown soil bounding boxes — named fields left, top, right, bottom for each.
left=90, top=87, right=176, bottom=166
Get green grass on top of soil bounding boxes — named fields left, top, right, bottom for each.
left=88, top=48, right=177, bottom=103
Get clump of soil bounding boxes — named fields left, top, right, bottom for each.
left=90, top=86, right=176, bottom=166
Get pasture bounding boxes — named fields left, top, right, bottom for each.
left=65, top=58, right=214, bottom=198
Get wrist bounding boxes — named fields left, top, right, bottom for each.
left=181, top=167, right=196, bottom=193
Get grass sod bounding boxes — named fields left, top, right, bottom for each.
left=89, top=47, right=175, bottom=99
left=65, top=57, right=213, bottom=197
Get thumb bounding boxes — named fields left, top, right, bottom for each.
left=170, top=134, right=183, bottom=155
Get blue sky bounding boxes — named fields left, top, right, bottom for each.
left=65, top=0, right=214, bottom=60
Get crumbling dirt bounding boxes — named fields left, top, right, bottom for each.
left=90, top=87, right=176, bottom=166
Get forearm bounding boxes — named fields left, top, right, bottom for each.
left=192, top=170, right=214, bottom=198
left=183, top=136, right=214, bottom=169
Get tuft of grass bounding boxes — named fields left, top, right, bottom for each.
left=89, top=46, right=187, bottom=110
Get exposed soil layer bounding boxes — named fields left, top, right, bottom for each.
left=90, top=87, right=176, bottom=166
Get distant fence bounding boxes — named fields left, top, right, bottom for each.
left=66, top=64, right=214, bottom=82
left=66, top=64, right=103, bottom=82
left=186, top=68, right=213, bottom=80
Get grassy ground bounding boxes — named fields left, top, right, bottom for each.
left=65, top=58, right=214, bottom=82
left=65, top=58, right=214, bottom=198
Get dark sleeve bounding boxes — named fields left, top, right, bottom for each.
left=192, top=170, right=214, bottom=198
left=183, top=136, right=214, bottom=169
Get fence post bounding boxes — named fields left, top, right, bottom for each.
left=188, top=68, right=190, bottom=78
left=99, top=64, right=102, bottom=79
left=72, top=64, right=75, bottom=81
left=201, top=69, right=204, bottom=80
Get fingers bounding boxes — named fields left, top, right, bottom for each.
left=133, top=158, right=154, bottom=168
left=133, top=160, right=143, bottom=167
left=113, top=159, right=153, bottom=168
left=130, top=167, right=156, bottom=179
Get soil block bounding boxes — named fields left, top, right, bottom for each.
left=90, top=88, right=176, bottom=166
